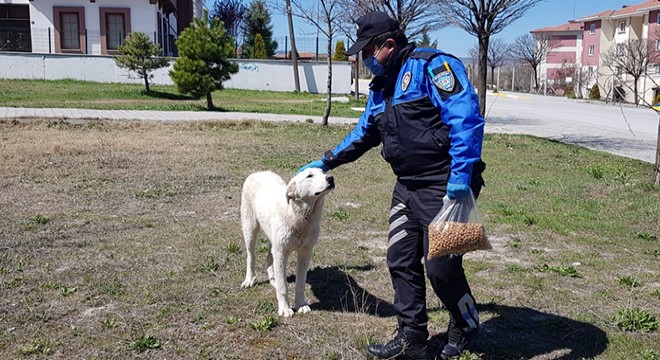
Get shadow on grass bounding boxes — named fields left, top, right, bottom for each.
left=305, top=265, right=395, bottom=317
left=427, top=304, right=608, bottom=359
left=144, top=89, right=197, bottom=100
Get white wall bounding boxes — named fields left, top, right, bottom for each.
left=0, top=53, right=353, bottom=94
left=24, top=0, right=157, bottom=54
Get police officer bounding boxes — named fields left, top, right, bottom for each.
left=299, top=11, right=485, bottom=360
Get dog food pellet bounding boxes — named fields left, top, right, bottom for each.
left=428, top=222, right=491, bottom=259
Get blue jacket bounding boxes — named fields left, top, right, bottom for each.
left=322, top=44, right=484, bottom=185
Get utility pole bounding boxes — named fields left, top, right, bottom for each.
left=286, top=0, right=300, bottom=91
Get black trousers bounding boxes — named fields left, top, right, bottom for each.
left=386, top=178, right=483, bottom=335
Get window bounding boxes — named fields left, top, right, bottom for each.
left=590, top=23, right=596, bottom=34
left=656, top=40, right=660, bottom=51
left=655, top=64, right=660, bottom=74
left=53, top=7, right=85, bottom=54
left=106, top=13, right=124, bottom=50
left=0, top=4, right=32, bottom=52
left=60, top=13, right=80, bottom=49
left=616, top=66, right=623, bottom=75
left=100, top=8, right=130, bottom=55
left=618, top=20, right=626, bottom=33
left=616, top=44, right=625, bottom=56
left=588, top=45, right=595, bottom=56
left=588, top=67, right=594, bottom=77
left=657, top=13, right=660, bottom=24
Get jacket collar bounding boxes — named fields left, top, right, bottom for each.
left=369, top=42, right=416, bottom=93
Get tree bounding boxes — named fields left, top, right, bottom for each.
left=487, top=38, right=507, bottom=89
left=335, top=0, right=447, bottom=38
left=253, top=33, right=268, bottom=59
left=602, top=38, right=660, bottom=105
left=210, top=0, right=247, bottom=57
left=170, top=13, right=238, bottom=109
left=509, top=33, right=558, bottom=93
left=443, top=0, right=543, bottom=116
left=418, top=29, right=438, bottom=49
left=290, top=0, right=342, bottom=125
left=242, top=0, right=277, bottom=59
left=333, top=40, right=347, bottom=61
left=114, top=32, right=169, bottom=93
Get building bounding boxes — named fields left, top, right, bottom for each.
left=0, top=0, right=203, bottom=56
left=531, top=0, right=660, bottom=104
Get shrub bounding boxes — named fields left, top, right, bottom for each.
left=564, top=85, right=576, bottom=99
left=589, top=83, right=601, bottom=100
left=170, top=11, right=238, bottom=109
left=114, top=32, right=169, bottom=93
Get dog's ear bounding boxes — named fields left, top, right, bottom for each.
left=286, top=180, right=297, bottom=203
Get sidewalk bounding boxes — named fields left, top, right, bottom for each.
left=0, top=107, right=360, bottom=125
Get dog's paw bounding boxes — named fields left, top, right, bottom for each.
left=278, top=307, right=295, bottom=318
left=241, top=277, right=256, bottom=288
left=296, top=305, right=311, bottom=314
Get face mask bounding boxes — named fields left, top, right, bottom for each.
left=364, top=43, right=387, bottom=76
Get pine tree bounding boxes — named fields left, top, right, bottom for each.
left=242, top=0, right=277, bottom=59
left=170, top=12, right=238, bottom=109
left=333, top=41, right=347, bottom=61
left=253, top=33, right=268, bottom=59
left=114, top=32, right=169, bottom=93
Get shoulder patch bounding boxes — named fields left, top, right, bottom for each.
left=401, top=72, right=412, bottom=91
left=429, top=61, right=464, bottom=99
left=432, top=70, right=454, bottom=92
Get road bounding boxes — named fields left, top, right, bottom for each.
left=484, top=92, right=658, bottom=163
left=1, top=91, right=658, bottom=163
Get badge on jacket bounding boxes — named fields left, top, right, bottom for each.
left=401, top=71, right=411, bottom=91
left=433, top=70, right=454, bottom=92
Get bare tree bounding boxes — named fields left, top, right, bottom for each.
left=601, top=38, right=660, bottom=105
left=335, top=0, right=446, bottom=40
left=289, top=0, right=341, bottom=125
left=509, top=33, right=558, bottom=93
left=211, top=0, right=247, bottom=57
left=443, top=0, right=543, bottom=115
left=488, top=38, right=508, bottom=89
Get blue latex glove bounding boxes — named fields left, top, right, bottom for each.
left=297, top=159, right=329, bottom=173
left=447, top=183, right=471, bottom=200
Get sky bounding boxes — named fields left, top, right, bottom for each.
left=203, top=0, right=636, bottom=57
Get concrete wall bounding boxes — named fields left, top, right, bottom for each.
left=0, top=53, right=353, bottom=94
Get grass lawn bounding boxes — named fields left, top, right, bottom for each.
left=0, top=119, right=658, bottom=359
left=0, top=79, right=366, bottom=117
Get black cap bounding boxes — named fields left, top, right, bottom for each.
left=345, top=11, right=400, bottom=56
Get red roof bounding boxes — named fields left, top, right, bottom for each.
left=611, top=0, right=660, bottom=17
left=530, top=21, right=582, bottom=33
left=574, top=10, right=616, bottom=22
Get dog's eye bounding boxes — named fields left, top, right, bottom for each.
left=306, top=173, right=314, bottom=178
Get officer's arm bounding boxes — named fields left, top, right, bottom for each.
left=427, top=55, right=484, bottom=185
left=321, top=92, right=383, bottom=169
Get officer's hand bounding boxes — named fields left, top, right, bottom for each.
left=297, top=160, right=329, bottom=173
left=447, top=183, right=471, bottom=200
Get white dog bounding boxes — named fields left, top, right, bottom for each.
left=240, top=168, right=335, bottom=317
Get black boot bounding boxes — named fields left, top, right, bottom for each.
left=440, top=317, right=478, bottom=359
left=366, top=327, right=428, bottom=359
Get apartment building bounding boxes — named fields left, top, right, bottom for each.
left=531, top=0, right=660, bottom=105
left=0, top=0, right=203, bottom=56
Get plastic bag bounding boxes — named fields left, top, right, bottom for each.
left=428, top=190, right=491, bottom=259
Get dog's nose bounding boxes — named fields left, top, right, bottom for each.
left=326, top=175, right=335, bottom=188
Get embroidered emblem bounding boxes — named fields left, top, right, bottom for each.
left=401, top=72, right=412, bottom=91
left=433, top=70, right=455, bottom=92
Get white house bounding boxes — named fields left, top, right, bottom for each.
left=0, top=0, right=203, bottom=56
